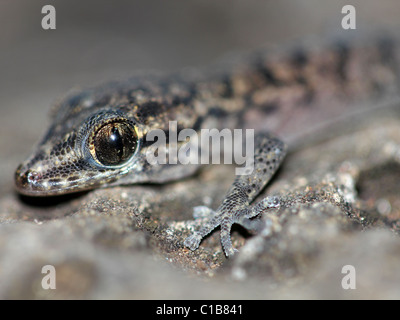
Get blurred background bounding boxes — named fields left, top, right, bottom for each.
left=0, top=0, right=399, bottom=192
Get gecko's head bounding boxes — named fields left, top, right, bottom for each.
left=15, top=76, right=187, bottom=196
left=15, top=108, right=142, bottom=196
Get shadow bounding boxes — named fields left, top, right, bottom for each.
left=16, top=190, right=90, bottom=208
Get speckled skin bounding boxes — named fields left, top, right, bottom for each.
left=15, top=35, right=400, bottom=256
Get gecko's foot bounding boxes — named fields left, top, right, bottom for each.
left=184, top=230, right=239, bottom=256
left=184, top=233, right=202, bottom=251
left=184, top=196, right=281, bottom=257
left=184, top=133, right=285, bottom=257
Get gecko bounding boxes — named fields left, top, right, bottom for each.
left=14, top=34, right=400, bottom=257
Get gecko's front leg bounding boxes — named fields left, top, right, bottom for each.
left=184, top=133, right=287, bottom=257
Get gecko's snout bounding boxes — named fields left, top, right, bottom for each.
left=14, top=160, right=63, bottom=197
left=14, top=148, right=118, bottom=197
left=14, top=164, right=44, bottom=196
left=14, top=161, right=71, bottom=197
left=14, top=163, right=66, bottom=197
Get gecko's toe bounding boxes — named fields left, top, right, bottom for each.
left=184, top=233, right=202, bottom=251
left=225, top=247, right=239, bottom=257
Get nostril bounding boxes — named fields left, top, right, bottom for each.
left=27, top=171, right=41, bottom=183
left=15, top=164, right=50, bottom=195
left=15, top=166, right=42, bottom=190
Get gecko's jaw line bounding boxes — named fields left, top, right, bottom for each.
left=14, top=160, right=119, bottom=197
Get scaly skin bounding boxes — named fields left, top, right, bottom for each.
left=15, top=35, right=400, bottom=256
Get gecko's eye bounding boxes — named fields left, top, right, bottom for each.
left=92, top=121, right=138, bottom=166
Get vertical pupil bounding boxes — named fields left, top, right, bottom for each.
left=110, top=126, right=124, bottom=159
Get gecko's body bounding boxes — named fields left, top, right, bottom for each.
left=15, top=35, right=400, bottom=256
